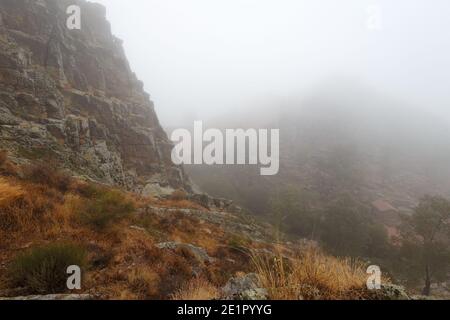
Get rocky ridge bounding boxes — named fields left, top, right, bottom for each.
left=0, top=0, right=190, bottom=193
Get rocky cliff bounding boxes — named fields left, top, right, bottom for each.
left=0, top=0, right=190, bottom=192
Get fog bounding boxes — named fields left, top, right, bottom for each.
left=90, top=0, right=450, bottom=128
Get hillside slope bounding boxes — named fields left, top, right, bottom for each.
left=0, top=153, right=408, bottom=300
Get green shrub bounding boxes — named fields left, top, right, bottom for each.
left=8, top=243, right=87, bottom=294
left=78, top=188, right=135, bottom=230
left=228, top=235, right=251, bottom=251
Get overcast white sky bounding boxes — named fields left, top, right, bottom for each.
left=90, top=0, right=450, bottom=127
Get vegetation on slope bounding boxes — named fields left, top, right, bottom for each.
left=0, top=150, right=400, bottom=300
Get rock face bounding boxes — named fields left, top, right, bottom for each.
left=0, top=0, right=190, bottom=192
left=156, top=242, right=214, bottom=264
left=221, top=273, right=268, bottom=300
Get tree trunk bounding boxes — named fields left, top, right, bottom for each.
left=422, top=265, right=431, bottom=296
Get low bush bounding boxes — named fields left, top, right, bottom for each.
left=0, top=180, right=57, bottom=234
left=171, top=277, right=219, bottom=300
left=0, top=150, right=18, bottom=176
left=78, top=188, right=135, bottom=230
left=8, top=242, right=87, bottom=294
left=0, top=178, right=25, bottom=232
left=70, top=180, right=107, bottom=199
left=0, top=178, right=24, bottom=206
left=22, top=162, right=72, bottom=192
left=127, top=268, right=160, bottom=299
left=170, top=189, right=188, bottom=201
left=0, top=150, right=7, bottom=166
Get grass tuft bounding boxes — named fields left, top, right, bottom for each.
left=252, top=246, right=369, bottom=300
left=171, top=277, right=219, bottom=300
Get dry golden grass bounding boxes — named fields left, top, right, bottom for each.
left=157, top=199, right=206, bottom=210
left=171, top=277, right=219, bottom=300
left=43, top=194, right=84, bottom=239
left=127, top=267, right=161, bottom=299
left=0, top=180, right=65, bottom=242
left=0, top=158, right=79, bottom=245
left=0, top=178, right=24, bottom=205
left=252, top=246, right=369, bottom=300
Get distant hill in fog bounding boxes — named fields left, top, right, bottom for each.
left=184, top=81, right=450, bottom=224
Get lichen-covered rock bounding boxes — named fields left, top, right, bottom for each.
left=189, top=193, right=237, bottom=211
left=156, top=242, right=214, bottom=264
left=142, top=183, right=175, bottom=198
left=221, top=273, right=268, bottom=300
left=237, top=288, right=269, bottom=300
left=0, top=0, right=190, bottom=192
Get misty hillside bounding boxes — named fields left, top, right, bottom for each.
left=186, top=81, right=450, bottom=221
left=1, top=0, right=449, bottom=301
left=1, top=0, right=397, bottom=301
